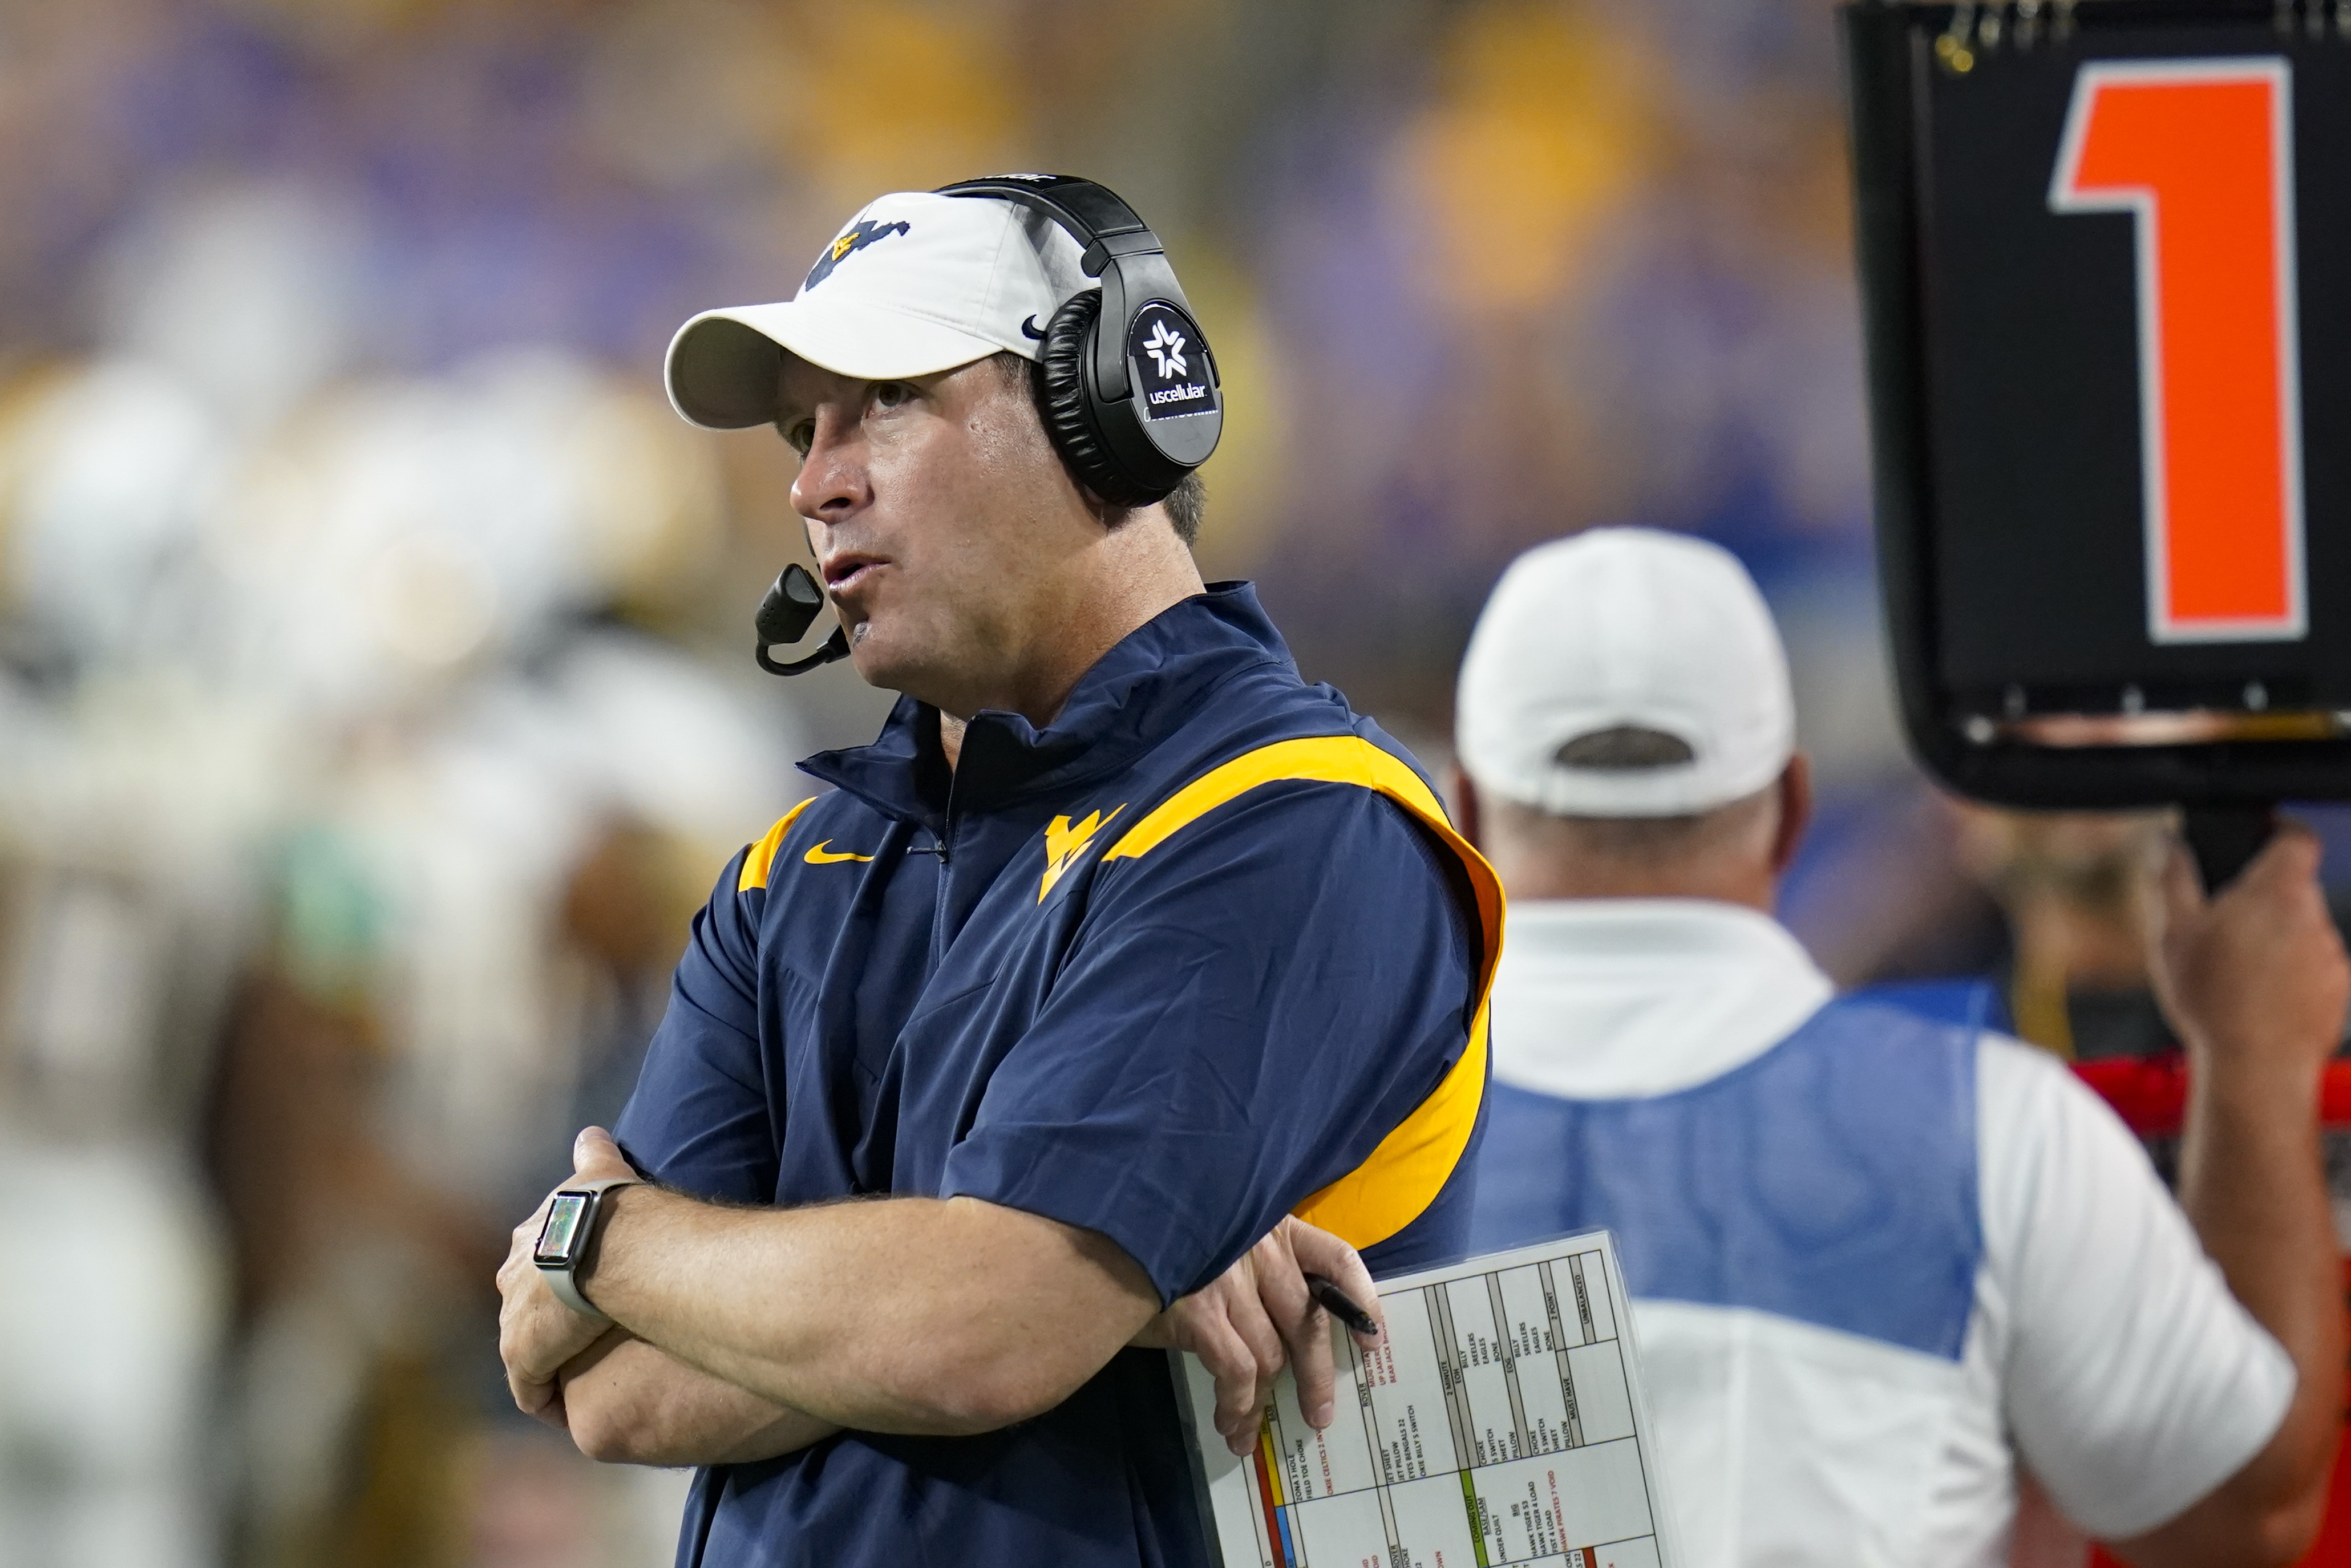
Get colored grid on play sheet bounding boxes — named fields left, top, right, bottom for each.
left=1229, top=1239, right=1666, bottom=1568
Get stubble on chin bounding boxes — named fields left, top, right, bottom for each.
left=843, top=615, right=928, bottom=699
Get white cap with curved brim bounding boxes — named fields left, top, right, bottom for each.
left=664, top=190, right=1092, bottom=430
left=1456, top=527, right=1796, bottom=818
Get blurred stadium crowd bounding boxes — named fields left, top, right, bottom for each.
left=0, top=2, right=2320, bottom=1566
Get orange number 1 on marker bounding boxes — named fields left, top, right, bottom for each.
left=2049, top=58, right=2305, bottom=644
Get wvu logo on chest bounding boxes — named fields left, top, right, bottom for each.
left=1038, top=805, right=1124, bottom=902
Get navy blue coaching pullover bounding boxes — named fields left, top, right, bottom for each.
left=614, top=582, right=1502, bottom=1568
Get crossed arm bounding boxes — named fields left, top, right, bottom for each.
left=549, top=1330, right=828, bottom=1467
left=497, top=1128, right=1383, bottom=1466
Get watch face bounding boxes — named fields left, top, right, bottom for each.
left=535, top=1193, right=591, bottom=1266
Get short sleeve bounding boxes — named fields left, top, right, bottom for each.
left=1981, top=1034, right=2296, bottom=1538
left=613, top=849, right=780, bottom=1205
left=938, top=781, right=1481, bottom=1304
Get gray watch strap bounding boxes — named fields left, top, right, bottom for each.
left=536, top=1175, right=640, bottom=1321
left=542, top=1259, right=605, bottom=1319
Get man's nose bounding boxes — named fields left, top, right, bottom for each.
left=789, top=414, right=869, bottom=521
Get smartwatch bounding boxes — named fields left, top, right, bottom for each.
left=532, top=1176, right=640, bottom=1320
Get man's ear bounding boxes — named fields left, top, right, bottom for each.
left=1767, top=752, right=1813, bottom=878
left=1447, top=763, right=1483, bottom=852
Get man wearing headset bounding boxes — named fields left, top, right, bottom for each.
left=492, top=178, right=1501, bottom=1567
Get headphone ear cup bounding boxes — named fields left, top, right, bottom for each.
left=1031, top=289, right=1160, bottom=508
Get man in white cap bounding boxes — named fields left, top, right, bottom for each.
left=1456, top=526, right=2346, bottom=1567
left=491, top=180, right=1504, bottom=1568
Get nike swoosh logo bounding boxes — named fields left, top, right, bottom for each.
left=804, top=841, right=874, bottom=865
left=1021, top=314, right=1046, bottom=341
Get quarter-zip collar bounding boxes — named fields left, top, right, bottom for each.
left=797, top=581, right=1295, bottom=831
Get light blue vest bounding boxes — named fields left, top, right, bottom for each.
left=1468, top=996, right=1982, bottom=1360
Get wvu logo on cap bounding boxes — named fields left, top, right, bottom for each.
left=1038, top=805, right=1124, bottom=901
left=804, top=218, right=911, bottom=291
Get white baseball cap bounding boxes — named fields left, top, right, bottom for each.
left=1455, top=527, right=1796, bottom=817
left=664, top=190, right=1092, bottom=430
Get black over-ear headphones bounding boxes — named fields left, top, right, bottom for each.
left=754, top=173, right=1220, bottom=677
left=935, top=173, right=1223, bottom=508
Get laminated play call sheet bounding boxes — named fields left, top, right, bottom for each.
left=1177, top=1230, right=1677, bottom=1568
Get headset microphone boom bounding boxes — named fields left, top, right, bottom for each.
left=753, top=564, right=851, bottom=676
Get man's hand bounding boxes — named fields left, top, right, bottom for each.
left=1132, top=1215, right=1385, bottom=1457
left=2151, top=825, right=2349, bottom=1088
left=497, top=1127, right=640, bottom=1425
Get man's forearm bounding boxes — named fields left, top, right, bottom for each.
left=2178, top=1060, right=2342, bottom=1443
left=581, top=1186, right=1158, bottom=1435
left=559, top=1330, right=840, bottom=1468
left=2148, top=1058, right=2345, bottom=1560
left=2172, top=1062, right=2341, bottom=1363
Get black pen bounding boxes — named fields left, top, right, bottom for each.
left=1304, top=1273, right=1381, bottom=1338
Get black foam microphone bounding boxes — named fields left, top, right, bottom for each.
left=754, top=564, right=850, bottom=676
